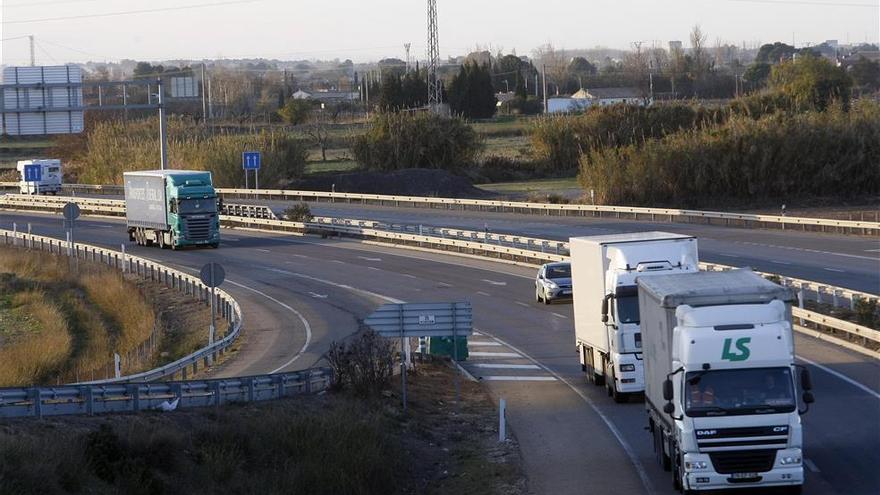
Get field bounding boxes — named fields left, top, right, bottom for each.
left=0, top=361, right=524, bottom=495
left=0, top=246, right=211, bottom=386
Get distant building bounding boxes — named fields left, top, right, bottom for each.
left=292, top=89, right=359, bottom=103
left=575, top=87, right=646, bottom=106
left=669, top=40, right=683, bottom=52
left=825, top=40, right=839, bottom=49
left=547, top=97, right=590, bottom=113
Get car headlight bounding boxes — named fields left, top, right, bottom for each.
left=545, top=280, right=558, bottom=289
left=779, top=455, right=801, bottom=465
left=619, top=364, right=636, bottom=372
left=685, top=461, right=708, bottom=471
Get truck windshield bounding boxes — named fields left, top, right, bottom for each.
left=685, top=367, right=796, bottom=417
left=615, top=285, right=639, bottom=324
left=178, top=198, right=217, bottom=215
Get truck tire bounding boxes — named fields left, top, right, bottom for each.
left=653, top=423, right=671, bottom=471
left=157, top=233, right=166, bottom=249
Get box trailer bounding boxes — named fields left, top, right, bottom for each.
left=17, top=159, right=62, bottom=195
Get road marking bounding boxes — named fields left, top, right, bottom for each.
left=286, top=271, right=405, bottom=304
left=368, top=266, right=380, bottom=271
left=719, top=254, right=740, bottom=258
left=267, top=268, right=295, bottom=276
left=287, top=254, right=308, bottom=258
left=482, top=279, right=507, bottom=286
left=796, top=355, right=880, bottom=401
left=865, top=249, right=880, bottom=253
left=308, top=292, right=328, bottom=299
left=476, top=291, right=491, bottom=297
left=468, top=340, right=502, bottom=346
left=437, top=282, right=452, bottom=288
left=469, top=351, right=522, bottom=358
left=481, top=376, right=557, bottom=382
left=724, top=239, right=878, bottom=261
left=770, top=260, right=792, bottom=265
left=330, top=260, right=344, bottom=264
left=255, top=248, right=271, bottom=253
left=472, top=331, right=483, bottom=336
left=823, top=268, right=845, bottom=273
left=222, top=237, right=240, bottom=242
left=516, top=301, right=530, bottom=307
left=357, top=256, right=382, bottom=262
left=475, top=328, right=655, bottom=495
left=471, top=363, right=541, bottom=370
left=552, top=312, right=568, bottom=319
left=804, top=458, right=820, bottom=473
left=402, top=274, right=418, bottom=279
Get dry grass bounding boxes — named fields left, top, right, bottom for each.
left=0, top=247, right=160, bottom=386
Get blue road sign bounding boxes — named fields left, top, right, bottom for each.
left=23, top=164, right=41, bottom=182
left=242, top=151, right=261, bottom=170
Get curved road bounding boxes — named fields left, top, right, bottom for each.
left=1, top=210, right=877, bottom=495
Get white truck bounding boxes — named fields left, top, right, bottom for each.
left=571, top=232, right=699, bottom=402
left=16, top=159, right=62, bottom=195
left=639, top=269, right=813, bottom=494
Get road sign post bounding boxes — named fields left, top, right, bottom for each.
left=242, top=151, right=261, bottom=194
left=63, top=202, right=80, bottom=272
left=200, top=263, right=226, bottom=365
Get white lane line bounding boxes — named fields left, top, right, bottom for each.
left=437, top=282, right=452, bottom=288
left=476, top=291, right=491, bottom=297
left=552, top=312, right=568, bottom=319
left=481, top=376, right=557, bottom=382
left=307, top=292, right=328, bottom=299
left=482, top=279, right=507, bottom=286
left=796, top=354, right=880, bottom=401
left=469, top=351, right=522, bottom=358
left=472, top=331, right=483, bottom=336
left=475, top=328, right=655, bottom=495
left=357, top=256, right=382, bottom=262
left=287, top=254, right=308, bottom=258
left=719, top=254, right=740, bottom=258
left=823, top=267, right=845, bottom=273
left=455, top=362, right=479, bottom=382
left=770, top=260, right=792, bottom=265
left=804, top=458, right=820, bottom=473
left=865, top=249, right=880, bottom=253
left=255, top=248, right=271, bottom=253
left=222, top=237, right=240, bottom=242
left=402, top=274, right=418, bottom=279
left=368, top=266, right=380, bottom=271
left=468, top=341, right=502, bottom=346
left=516, top=301, right=530, bottom=307
left=286, top=271, right=405, bottom=304
left=330, top=260, right=344, bottom=264
left=471, top=363, right=541, bottom=370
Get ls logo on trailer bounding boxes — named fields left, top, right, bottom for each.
left=721, top=337, right=751, bottom=361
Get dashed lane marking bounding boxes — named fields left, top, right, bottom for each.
left=724, top=240, right=878, bottom=261
left=402, top=274, right=418, bottom=279
left=796, top=355, right=880, bottom=401
left=368, top=266, right=380, bottom=271
left=770, top=260, right=792, bottom=265
left=482, top=279, right=507, bottom=286
left=481, top=376, right=557, bottom=382
left=437, top=282, right=453, bottom=288
left=823, top=268, right=845, bottom=273
left=516, top=301, right=530, bottom=307
left=471, top=363, right=541, bottom=370
left=476, top=291, right=491, bottom=297
left=357, top=256, right=382, bottom=262
left=469, top=351, right=522, bottom=358
left=552, top=312, right=568, bottom=319
left=255, top=249, right=271, bottom=253
left=468, top=341, right=502, bottom=346
left=719, top=254, right=739, bottom=258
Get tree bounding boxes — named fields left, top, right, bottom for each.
left=278, top=99, right=313, bottom=124
left=756, top=42, right=798, bottom=63
left=743, top=62, right=772, bottom=87
left=446, top=62, right=497, bottom=119
left=689, top=25, right=709, bottom=79
left=769, top=54, right=852, bottom=110
left=849, top=57, right=880, bottom=92
left=378, top=73, right=404, bottom=111
left=568, top=57, right=597, bottom=77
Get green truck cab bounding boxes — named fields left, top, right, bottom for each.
left=123, top=170, right=220, bottom=249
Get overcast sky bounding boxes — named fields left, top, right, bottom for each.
left=1, top=0, right=878, bottom=65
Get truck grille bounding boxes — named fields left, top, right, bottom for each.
left=184, top=217, right=212, bottom=240
left=709, top=449, right=777, bottom=474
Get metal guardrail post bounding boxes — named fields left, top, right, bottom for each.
left=84, top=387, right=94, bottom=416
left=30, top=388, right=42, bottom=418
left=128, top=384, right=140, bottom=412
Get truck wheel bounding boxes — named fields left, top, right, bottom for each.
left=157, top=233, right=166, bottom=249
left=612, top=386, right=628, bottom=404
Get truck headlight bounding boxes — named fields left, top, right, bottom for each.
left=779, top=455, right=801, bottom=465
left=619, top=364, right=636, bottom=372
left=685, top=461, right=708, bottom=471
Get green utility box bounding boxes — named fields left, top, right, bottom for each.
left=428, top=336, right=468, bottom=361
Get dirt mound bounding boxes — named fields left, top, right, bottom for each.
left=293, top=168, right=492, bottom=198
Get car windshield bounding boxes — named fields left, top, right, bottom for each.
left=546, top=264, right=570, bottom=279
left=615, top=285, right=639, bottom=324
left=178, top=198, right=217, bottom=215
left=685, top=367, right=796, bottom=417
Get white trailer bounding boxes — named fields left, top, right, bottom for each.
left=639, top=269, right=813, bottom=494
left=571, top=232, right=698, bottom=402
left=16, top=159, right=63, bottom=195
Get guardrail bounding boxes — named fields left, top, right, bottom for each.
left=2, top=194, right=876, bottom=359
left=0, top=368, right=332, bottom=418
left=0, top=228, right=244, bottom=384
left=3, top=182, right=877, bottom=235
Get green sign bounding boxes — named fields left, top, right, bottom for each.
left=722, top=337, right=751, bottom=362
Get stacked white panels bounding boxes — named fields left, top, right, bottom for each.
left=2, top=65, right=84, bottom=135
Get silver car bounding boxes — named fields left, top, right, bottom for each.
left=535, top=262, right=572, bottom=304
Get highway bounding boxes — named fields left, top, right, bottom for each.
left=1, top=210, right=878, bottom=495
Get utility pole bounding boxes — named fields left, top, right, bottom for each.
left=542, top=64, right=548, bottom=113
left=201, top=64, right=208, bottom=123
left=157, top=78, right=168, bottom=170
left=29, top=35, right=35, bottom=66
left=404, top=43, right=412, bottom=73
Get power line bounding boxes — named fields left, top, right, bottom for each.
left=725, top=0, right=877, bottom=7
left=4, top=0, right=106, bottom=9
left=2, top=0, right=269, bottom=25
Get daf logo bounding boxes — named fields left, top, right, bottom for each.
left=773, top=426, right=789, bottom=433
left=696, top=430, right=717, bottom=436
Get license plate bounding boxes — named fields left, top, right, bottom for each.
left=731, top=473, right=759, bottom=479
left=560, top=290, right=570, bottom=295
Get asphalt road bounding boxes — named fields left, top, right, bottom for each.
left=1, top=211, right=878, bottom=495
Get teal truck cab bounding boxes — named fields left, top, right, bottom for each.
left=123, top=170, right=220, bottom=249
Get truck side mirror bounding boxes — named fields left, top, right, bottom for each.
left=663, top=402, right=675, bottom=415
left=663, top=378, right=673, bottom=401
left=800, top=368, right=813, bottom=391
left=601, top=294, right=611, bottom=323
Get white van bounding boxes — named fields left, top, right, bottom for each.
left=17, top=159, right=63, bottom=195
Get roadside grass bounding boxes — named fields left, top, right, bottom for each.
left=0, top=289, right=71, bottom=386
left=476, top=176, right=580, bottom=192
left=305, top=159, right=359, bottom=175
left=471, top=117, right=533, bottom=138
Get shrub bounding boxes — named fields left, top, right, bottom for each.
left=326, top=329, right=394, bottom=397
left=578, top=101, right=880, bottom=206
left=353, top=112, right=481, bottom=171
left=283, top=203, right=313, bottom=222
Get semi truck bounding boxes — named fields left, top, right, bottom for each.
left=17, top=159, right=62, bottom=195
left=571, top=232, right=699, bottom=402
left=123, top=170, right=220, bottom=249
left=638, top=269, right=813, bottom=494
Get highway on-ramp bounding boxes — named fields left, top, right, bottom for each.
left=1, top=210, right=877, bottom=495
